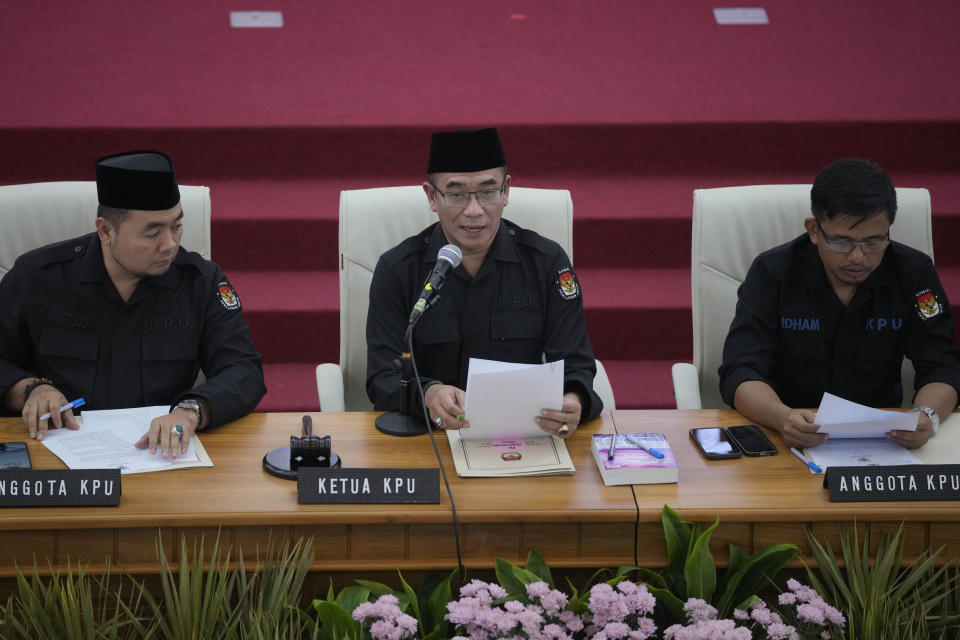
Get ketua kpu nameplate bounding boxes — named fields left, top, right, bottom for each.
left=0, top=470, right=122, bottom=507
left=825, top=464, right=960, bottom=502
left=298, top=468, right=440, bottom=504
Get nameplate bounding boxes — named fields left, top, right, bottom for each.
left=0, top=470, right=122, bottom=507
left=297, top=468, right=440, bottom=504
left=825, top=464, right=960, bottom=502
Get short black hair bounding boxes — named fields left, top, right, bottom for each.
left=810, top=158, right=897, bottom=225
left=97, top=204, right=132, bottom=228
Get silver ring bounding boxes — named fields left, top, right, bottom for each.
left=172, top=424, right=184, bottom=437
left=433, top=417, right=443, bottom=429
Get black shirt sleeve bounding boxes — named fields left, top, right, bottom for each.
left=365, top=255, right=435, bottom=414
left=0, top=261, right=37, bottom=399
left=905, top=260, right=960, bottom=400
left=173, top=269, right=266, bottom=427
left=718, top=256, right=782, bottom=406
left=542, top=249, right=603, bottom=422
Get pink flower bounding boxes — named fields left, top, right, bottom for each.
left=764, top=622, right=798, bottom=639
left=682, top=598, right=718, bottom=622
left=795, top=603, right=826, bottom=625
left=778, top=592, right=797, bottom=605
left=526, top=581, right=550, bottom=598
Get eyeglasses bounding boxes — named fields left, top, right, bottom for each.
left=430, top=182, right=505, bottom=207
left=816, top=221, right=889, bottom=254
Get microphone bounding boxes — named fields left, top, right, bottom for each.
left=407, top=244, right=462, bottom=327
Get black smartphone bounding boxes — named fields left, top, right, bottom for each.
left=726, top=424, right=778, bottom=457
left=689, top=427, right=741, bottom=460
left=0, top=442, right=32, bottom=469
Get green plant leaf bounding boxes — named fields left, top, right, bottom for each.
left=423, top=569, right=456, bottom=637
left=399, top=572, right=424, bottom=637
left=334, top=586, right=372, bottom=615
left=313, top=601, right=360, bottom=640
left=682, top=517, right=719, bottom=601
left=494, top=556, right=540, bottom=600
left=645, top=584, right=687, bottom=624
left=661, top=505, right=691, bottom=575
left=524, top=549, right=554, bottom=588
left=353, top=579, right=396, bottom=597
left=634, top=568, right=668, bottom=590
left=715, top=543, right=798, bottom=616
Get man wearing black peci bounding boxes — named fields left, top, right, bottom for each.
left=719, top=158, right=960, bottom=449
left=366, top=128, right=602, bottom=436
left=0, top=151, right=266, bottom=456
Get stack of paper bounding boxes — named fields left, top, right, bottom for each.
left=806, top=394, right=921, bottom=470
left=446, top=358, right=574, bottom=477
left=41, top=406, right=213, bottom=474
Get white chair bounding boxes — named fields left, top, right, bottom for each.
left=672, top=184, right=932, bottom=409
left=316, top=185, right=615, bottom=412
left=0, top=181, right=211, bottom=279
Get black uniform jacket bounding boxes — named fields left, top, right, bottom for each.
left=366, top=220, right=603, bottom=422
left=0, top=233, right=266, bottom=427
left=719, top=234, right=960, bottom=409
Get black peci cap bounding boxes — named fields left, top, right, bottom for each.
left=95, top=150, right=181, bottom=210
left=427, top=128, right=506, bottom=174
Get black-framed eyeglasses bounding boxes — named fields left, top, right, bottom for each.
left=429, top=182, right=505, bottom=207
left=816, top=221, right=889, bottom=254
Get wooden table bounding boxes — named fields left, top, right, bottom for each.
left=1, top=410, right=958, bottom=577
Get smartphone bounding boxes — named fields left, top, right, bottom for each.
left=726, top=424, right=778, bottom=457
left=689, top=427, right=741, bottom=460
left=0, top=442, right=32, bottom=469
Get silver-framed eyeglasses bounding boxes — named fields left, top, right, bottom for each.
left=816, top=221, right=889, bottom=254
left=430, top=182, right=505, bottom=207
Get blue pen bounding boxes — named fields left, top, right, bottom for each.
left=789, top=446, right=822, bottom=474
left=625, top=434, right=665, bottom=459
left=39, top=398, right=86, bottom=422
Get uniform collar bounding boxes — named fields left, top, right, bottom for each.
left=426, top=220, right=519, bottom=266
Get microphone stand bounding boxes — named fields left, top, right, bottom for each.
left=374, top=314, right=431, bottom=437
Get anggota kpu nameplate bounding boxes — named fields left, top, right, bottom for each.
left=0, top=469, right=121, bottom=507
left=298, top=468, right=439, bottom=504
left=825, top=464, right=960, bottom=502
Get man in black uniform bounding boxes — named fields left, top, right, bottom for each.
left=719, top=158, right=960, bottom=449
left=366, top=128, right=602, bottom=435
left=0, top=151, right=266, bottom=456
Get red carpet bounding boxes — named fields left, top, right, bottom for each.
left=2, top=1, right=959, bottom=411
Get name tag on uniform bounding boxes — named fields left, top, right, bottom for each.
left=297, top=468, right=439, bottom=504
left=825, top=464, right=960, bottom=502
left=0, top=470, right=121, bottom=507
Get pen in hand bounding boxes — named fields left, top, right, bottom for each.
left=789, top=446, right=822, bottom=474
left=39, top=398, right=86, bottom=422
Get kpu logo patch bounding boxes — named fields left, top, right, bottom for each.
left=557, top=268, right=579, bottom=300
left=915, top=289, right=941, bottom=320
left=218, top=282, right=241, bottom=310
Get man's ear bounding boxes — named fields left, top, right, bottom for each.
left=804, top=217, right=819, bottom=245
left=95, top=217, right=116, bottom=245
left=423, top=181, right=440, bottom=214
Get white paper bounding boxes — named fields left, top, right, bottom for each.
left=42, top=406, right=200, bottom=474
left=462, top=358, right=563, bottom=440
left=713, top=8, right=769, bottom=25
left=814, top=393, right=918, bottom=438
left=230, top=11, right=284, bottom=28
left=806, top=438, right=921, bottom=471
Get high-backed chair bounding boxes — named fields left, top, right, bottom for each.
left=672, top=184, right=932, bottom=410
left=316, top=185, right=615, bottom=413
left=0, top=181, right=211, bottom=279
